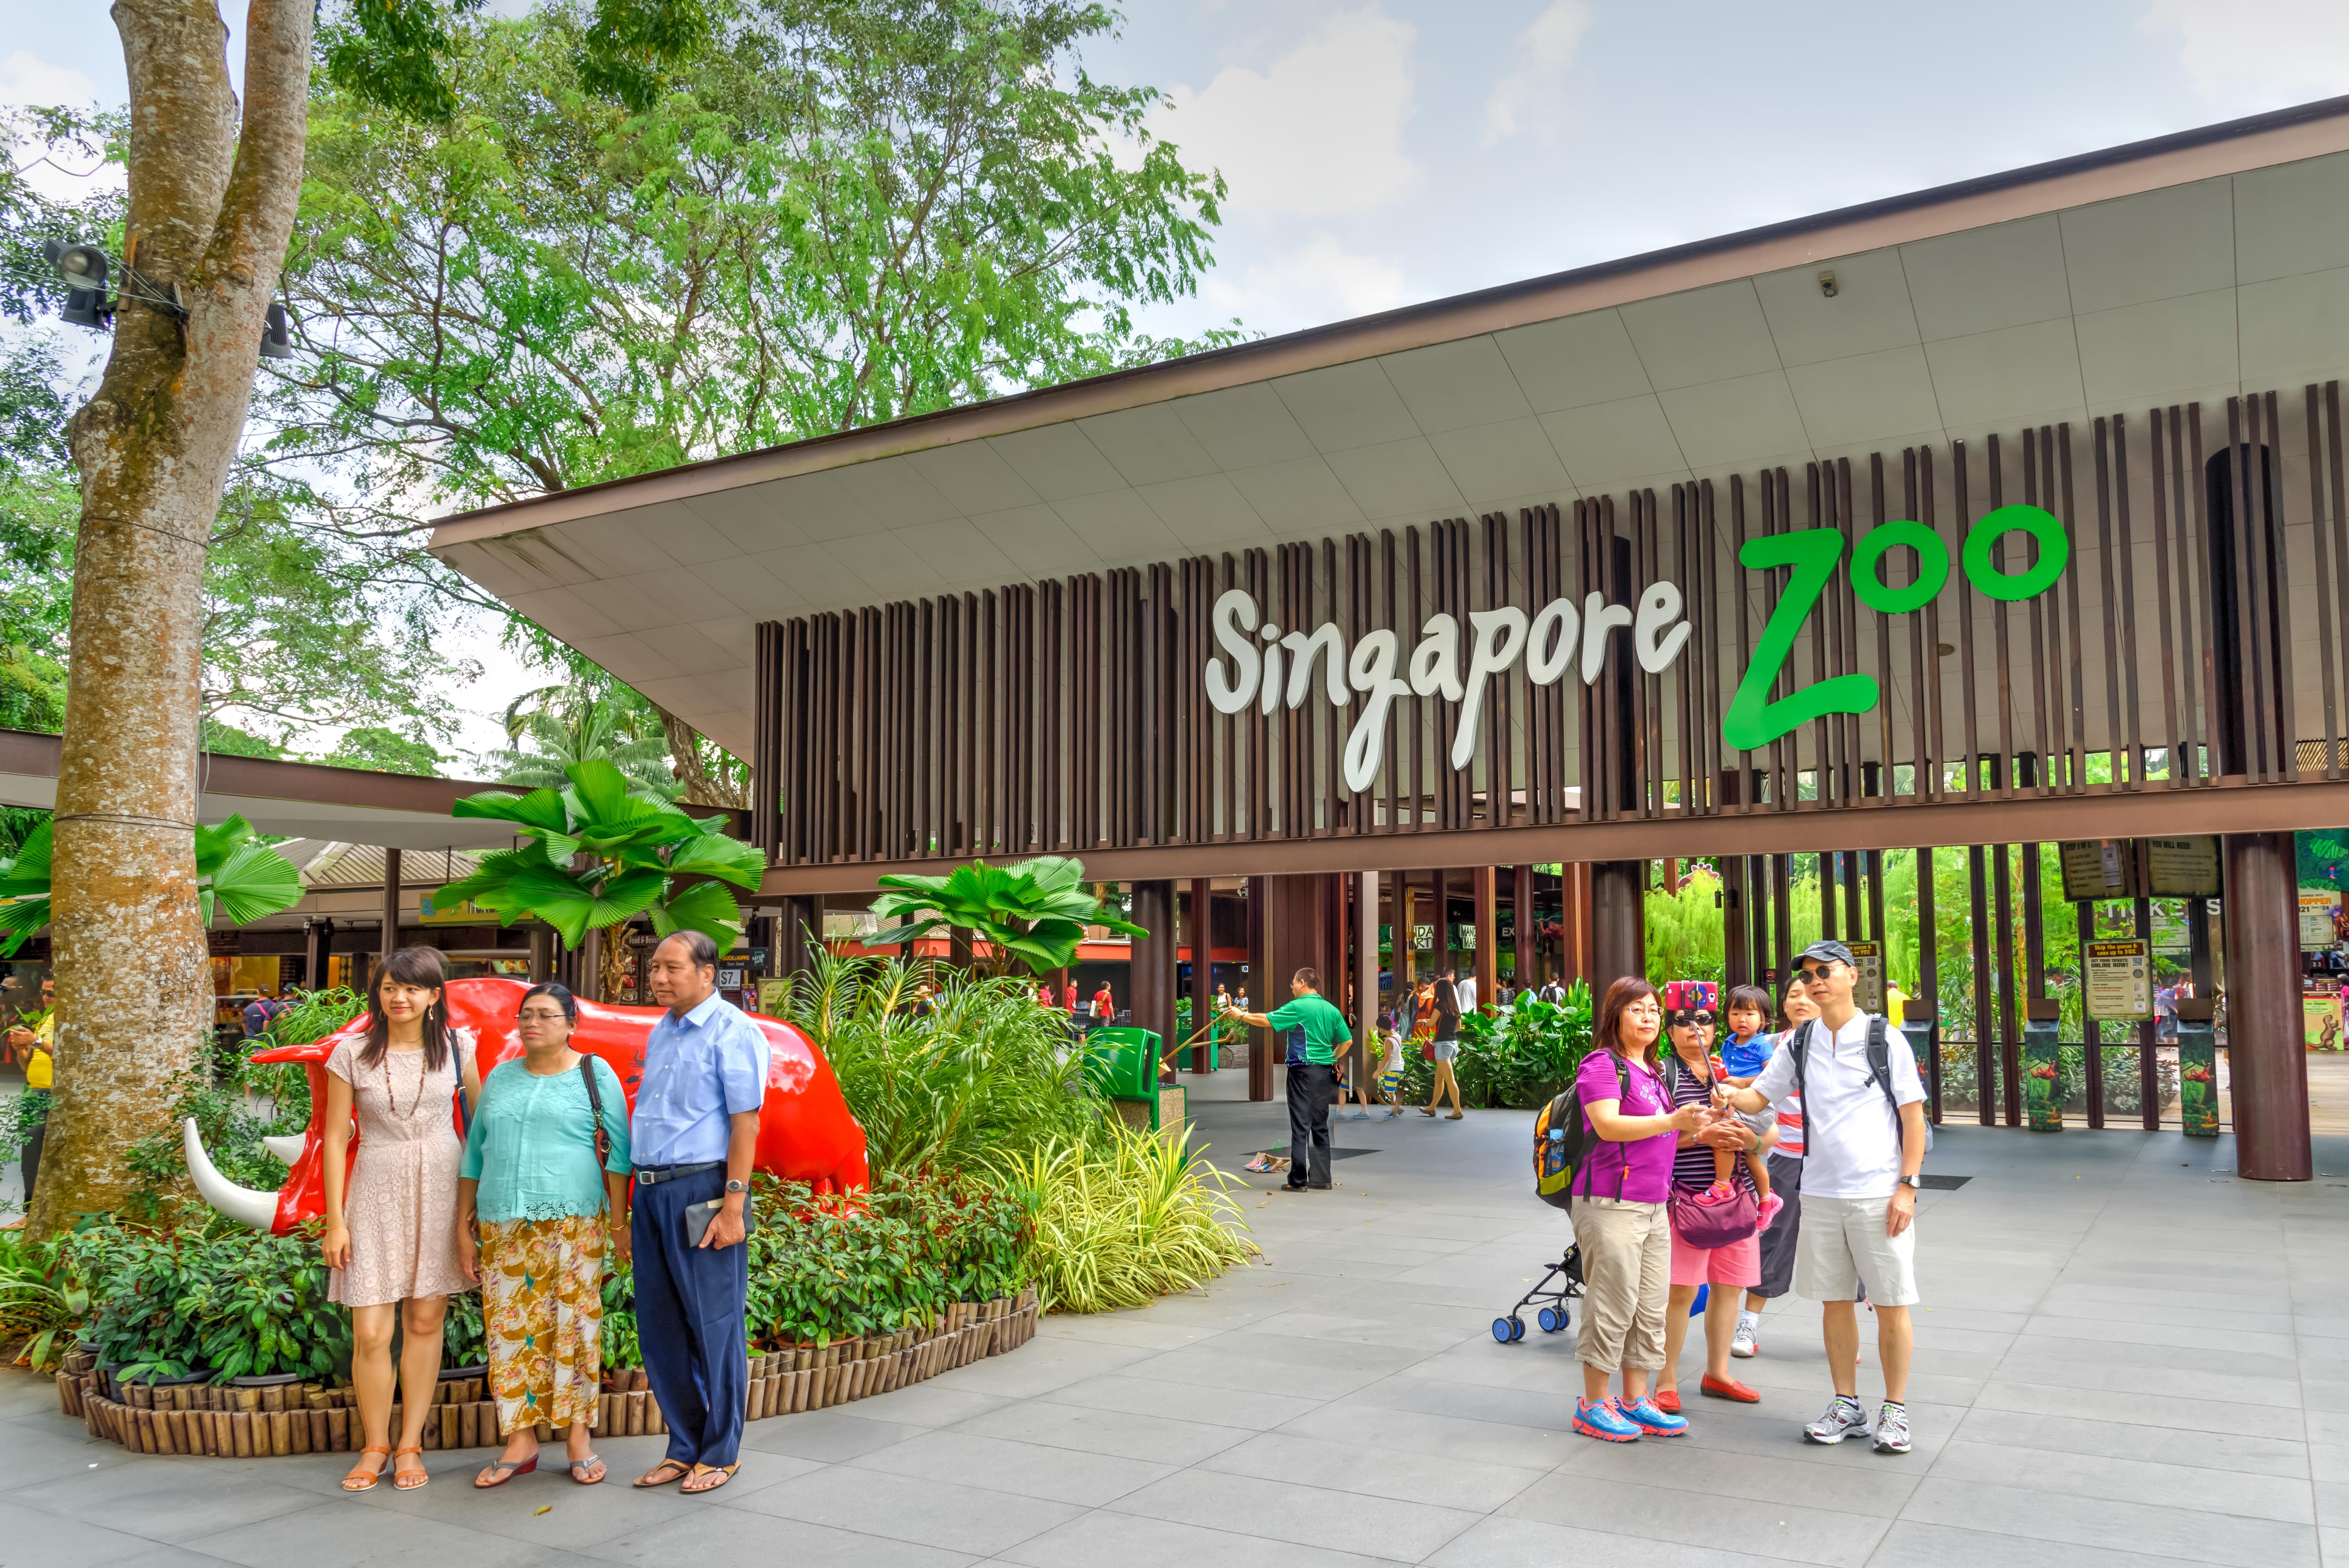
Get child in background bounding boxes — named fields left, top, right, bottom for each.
left=1376, top=1010, right=1407, bottom=1118
left=1720, top=983, right=1778, bottom=1085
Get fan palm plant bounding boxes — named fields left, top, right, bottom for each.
left=0, top=814, right=303, bottom=957
left=434, top=758, right=765, bottom=999
left=867, top=857, right=1145, bottom=979
left=483, top=692, right=677, bottom=800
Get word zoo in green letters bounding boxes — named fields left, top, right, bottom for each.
left=1722, top=503, right=2068, bottom=751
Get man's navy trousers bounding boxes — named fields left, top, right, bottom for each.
left=630, top=1163, right=750, bottom=1468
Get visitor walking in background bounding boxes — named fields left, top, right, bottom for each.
left=1735, top=979, right=1819, bottom=1359
left=1223, top=968, right=1352, bottom=1192
left=458, top=982, right=631, bottom=1488
left=322, top=947, right=481, bottom=1493
left=629, top=931, right=769, bottom=1494
left=1719, top=940, right=1928, bottom=1455
left=6, top=973, right=53, bottom=1200
left=1422, top=967, right=1464, bottom=1119
left=1569, top=977, right=1708, bottom=1442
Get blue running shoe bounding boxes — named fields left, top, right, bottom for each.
left=1619, top=1396, right=1688, bottom=1436
left=1572, top=1397, right=1642, bottom=1442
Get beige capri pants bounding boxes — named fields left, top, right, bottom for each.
left=1571, top=1196, right=1671, bottom=1373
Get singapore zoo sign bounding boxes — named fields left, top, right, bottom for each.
left=1202, top=504, right=2069, bottom=788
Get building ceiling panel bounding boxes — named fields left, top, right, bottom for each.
left=2073, top=288, right=2240, bottom=409
left=904, top=441, right=1044, bottom=515
left=682, top=553, right=806, bottom=620
left=1656, top=370, right=1810, bottom=469
left=1379, top=336, right=1534, bottom=434
left=1076, top=402, right=1219, bottom=486
left=2238, top=267, right=2349, bottom=388
left=1170, top=383, right=1319, bottom=470
left=1428, top=417, right=1572, bottom=501
left=566, top=573, right=683, bottom=634
left=1491, top=308, right=1652, bottom=414
left=570, top=632, right=680, bottom=685
left=2060, top=179, right=2237, bottom=316
left=764, top=470, right=885, bottom=542
left=438, top=538, right=551, bottom=597
left=1224, top=455, right=1367, bottom=534
left=743, top=542, right=875, bottom=606
left=1784, top=345, right=1945, bottom=451
left=1754, top=248, right=1922, bottom=369
left=1046, top=488, right=1184, bottom=562
left=560, top=504, right=736, bottom=574
left=1919, top=319, right=2086, bottom=433
left=832, top=456, right=960, bottom=528
left=1271, top=361, right=1420, bottom=452
left=1539, top=395, right=1687, bottom=489
left=822, top=531, right=950, bottom=595
left=892, top=518, right=1022, bottom=584
left=1899, top=215, right=2072, bottom=341
left=679, top=487, right=810, bottom=554
left=1323, top=437, right=1470, bottom=518
left=634, top=621, right=737, bottom=677
left=968, top=504, right=1106, bottom=574
left=1135, top=472, right=1271, bottom=549
left=2235, top=150, right=2349, bottom=285
left=506, top=585, right=624, bottom=644
left=1619, top=280, right=1781, bottom=391
left=985, top=423, right=1128, bottom=500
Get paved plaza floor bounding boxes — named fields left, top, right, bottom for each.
left=6, top=1073, right=2349, bottom=1568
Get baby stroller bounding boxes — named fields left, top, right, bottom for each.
left=1490, top=1244, right=1583, bottom=1342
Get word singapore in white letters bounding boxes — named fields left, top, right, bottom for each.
left=1201, top=585, right=1691, bottom=793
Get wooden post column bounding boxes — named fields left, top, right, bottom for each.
left=303, top=917, right=334, bottom=993
left=1473, top=866, right=1497, bottom=1009
left=1356, top=870, right=1378, bottom=1092
left=1591, top=860, right=1645, bottom=1002
left=1129, top=880, right=1178, bottom=1074
left=1512, top=863, right=1535, bottom=991
left=1247, top=876, right=1271, bottom=1101
left=379, top=847, right=402, bottom=986
left=1188, top=878, right=1215, bottom=1072
left=2225, top=832, right=2312, bottom=1180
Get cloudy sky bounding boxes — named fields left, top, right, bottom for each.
left=9, top=0, right=2349, bottom=761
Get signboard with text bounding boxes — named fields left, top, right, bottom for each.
left=2085, top=939, right=2152, bottom=1022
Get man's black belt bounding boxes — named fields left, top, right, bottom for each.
left=634, top=1160, right=724, bottom=1186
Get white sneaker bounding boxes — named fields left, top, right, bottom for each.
left=1804, top=1395, right=1870, bottom=1445
left=1731, top=1311, right=1759, bottom=1358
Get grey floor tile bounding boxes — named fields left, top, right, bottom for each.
left=1424, top=1513, right=1798, bottom=1568
left=1975, top=1379, right=2310, bottom=1438
left=9, top=1463, right=321, bottom=1547
left=1556, top=1430, right=1920, bottom=1517
left=931, top=1340, right=1160, bottom=1399
left=1038, top=1372, right=1323, bottom=1431
left=724, top=1464, right=1082, bottom=1553
left=1901, top=1476, right=2319, bottom=1568
left=1201, top=1432, right=1547, bottom=1512
left=955, top=1398, right=1253, bottom=1464
left=586, top=1509, right=977, bottom=1568
left=338, top=1444, right=746, bottom=1548
left=847, top=1429, right=1172, bottom=1506
left=187, top=1499, right=581, bottom=1568
left=1955, top=1406, right=2310, bottom=1477
left=0, top=1496, right=223, bottom=1568
left=739, top=1408, right=928, bottom=1462
left=1864, top=1518, right=2255, bottom=1568
left=993, top=1508, right=1394, bottom=1568
left=850, top=1383, right=1018, bottom=1429
left=1281, top=1400, right=1580, bottom=1470
left=1931, top=1438, right=2314, bottom=1522
left=1108, top=1466, right=1485, bottom=1563
left=1500, top=1469, right=1889, bottom=1567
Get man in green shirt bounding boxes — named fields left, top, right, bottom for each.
left=1224, top=967, right=1352, bottom=1192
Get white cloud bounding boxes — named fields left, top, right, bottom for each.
left=1150, top=8, right=1421, bottom=220
left=0, top=50, right=100, bottom=108
left=2141, top=0, right=2349, bottom=99
left=1485, top=0, right=1595, bottom=146
left=1203, top=234, right=1410, bottom=333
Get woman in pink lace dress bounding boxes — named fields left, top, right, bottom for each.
left=322, top=947, right=482, bottom=1492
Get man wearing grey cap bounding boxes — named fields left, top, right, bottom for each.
left=1717, top=938, right=1928, bottom=1455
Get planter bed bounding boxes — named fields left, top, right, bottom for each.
left=55, top=1288, right=1038, bottom=1458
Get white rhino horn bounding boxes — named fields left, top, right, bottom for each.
left=260, top=1134, right=307, bottom=1166
left=182, top=1118, right=280, bottom=1231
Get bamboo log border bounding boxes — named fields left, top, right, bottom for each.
left=53, top=1288, right=1039, bottom=1458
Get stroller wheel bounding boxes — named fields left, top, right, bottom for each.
left=1508, top=1315, right=1526, bottom=1341
left=1536, top=1305, right=1565, bottom=1333
left=1490, top=1316, right=1515, bottom=1343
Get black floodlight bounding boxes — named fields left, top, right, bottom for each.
left=43, top=237, right=111, bottom=328
left=261, top=300, right=293, bottom=360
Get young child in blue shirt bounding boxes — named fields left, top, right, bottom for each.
left=1719, top=983, right=1778, bottom=1083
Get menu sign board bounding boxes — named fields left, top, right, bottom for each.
left=1846, top=939, right=1884, bottom=1014
left=2146, top=837, right=2222, bottom=898
left=2085, top=939, right=2151, bottom=1021
left=2301, top=892, right=2341, bottom=950
left=2059, top=839, right=2140, bottom=902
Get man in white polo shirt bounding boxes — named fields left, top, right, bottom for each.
left=1718, top=938, right=1928, bottom=1455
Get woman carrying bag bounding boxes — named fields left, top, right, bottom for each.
left=457, top=983, right=632, bottom=1487
left=323, top=946, right=482, bottom=1492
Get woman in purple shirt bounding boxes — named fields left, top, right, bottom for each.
left=1571, top=977, right=1710, bottom=1442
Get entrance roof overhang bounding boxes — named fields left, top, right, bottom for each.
left=429, top=96, right=2349, bottom=761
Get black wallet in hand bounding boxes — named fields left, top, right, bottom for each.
left=684, top=1193, right=756, bottom=1247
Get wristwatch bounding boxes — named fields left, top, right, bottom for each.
left=1896, top=1174, right=1923, bottom=1189
left=725, top=1179, right=748, bottom=1194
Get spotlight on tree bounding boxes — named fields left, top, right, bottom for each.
left=261, top=300, right=294, bottom=360
left=43, top=237, right=112, bottom=328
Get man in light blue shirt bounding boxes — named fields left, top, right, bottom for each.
left=629, top=930, right=769, bottom=1494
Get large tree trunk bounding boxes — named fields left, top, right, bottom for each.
left=657, top=707, right=751, bottom=811
left=29, top=0, right=311, bottom=1235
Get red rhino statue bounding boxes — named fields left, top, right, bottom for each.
left=183, top=977, right=869, bottom=1234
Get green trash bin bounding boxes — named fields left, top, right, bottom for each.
left=1082, top=1026, right=1184, bottom=1132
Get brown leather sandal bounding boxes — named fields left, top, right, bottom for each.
left=341, top=1446, right=391, bottom=1492
left=680, top=1462, right=739, bottom=1494
left=391, top=1447, right=429, bottom=1490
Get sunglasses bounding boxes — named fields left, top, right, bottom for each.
left=1795, top=964, right=1847, bottom=984
left=1667, top=1009, right=1716, bottom=1027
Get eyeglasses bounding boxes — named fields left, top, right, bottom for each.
left=516, top=1009, right=569, bottom=1024
left=1793, top=964, right=1840, bottom=984
left=1667, top=1009, right=1716, bottom=1028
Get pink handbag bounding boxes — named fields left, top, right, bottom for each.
left=1668, top=1180, right=1760, bottom=1249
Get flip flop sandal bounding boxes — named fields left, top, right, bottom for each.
left=391, top=1447, right=430, bottom=1490
left=681, top=1463, right=740, bottom=1494
left=568, top=1455, right=606, bottom=1485
left=475, top=1455, right=537, bottom=1488
left=633, top=1459, right=692, bottom=1489
left=341, top=1446, right=391, bottom=1492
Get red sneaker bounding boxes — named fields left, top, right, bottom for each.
left=1700, top=1373, right=1760, bottom=1402
left=1651, top=1388, right=1682, bottom=1414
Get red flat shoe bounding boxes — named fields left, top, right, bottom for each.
left=1651, top=1389, right=1681, bottom=1414
left=1701, top=1373, right=1760, bottom=1402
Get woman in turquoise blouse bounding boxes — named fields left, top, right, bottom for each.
left=457, top=983, right=630, bottom=1487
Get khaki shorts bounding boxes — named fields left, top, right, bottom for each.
left=1569, top=1197, right=1670, bottom=1374
left=1795, top=1192, right=1920, bottom=1307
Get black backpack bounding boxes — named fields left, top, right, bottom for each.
left=1534, top=1053, right=1629, bottom=1210
left=1785, top=1015, right=1934, bottom=1153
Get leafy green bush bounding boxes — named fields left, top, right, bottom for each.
left=867, top=1169, right=1032, bottom=1307
left=0, top=1226, right=84, bottom=1369
left=73, top=1223, right=349, bottom=1382
left=745, top=1177, right=939, bottom=1346
left=601, top=1267, right=640, bottom=1369
left=990, top=1119, right=1255, bottom=1313
left=1395, top=984, right=1595, bottom=1109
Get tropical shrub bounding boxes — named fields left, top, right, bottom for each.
left=0, top=1227, right=85, bottom=1370
left=601, top=1266, right=641, bottom=1369
left=0, top=813, right=304, bottom=958
left=990, top=1119, right=1255, bottom=1313
left=73, top=1222, right=350, bottom=1383
left=1394, top=983, right=1595, bottom=1109
left=867, top=855, right=1144, bottom=979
